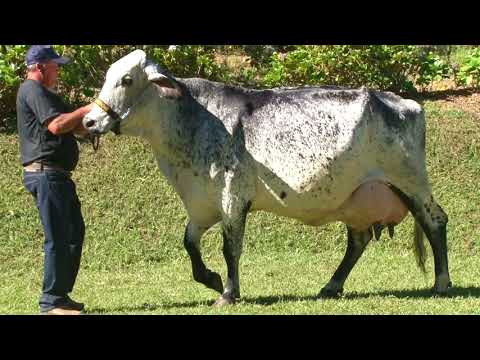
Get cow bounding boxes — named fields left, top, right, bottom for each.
left=83, top=50, right=451, bottom=306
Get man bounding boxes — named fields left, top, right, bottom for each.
left=16, top=45, right=93, bottom=315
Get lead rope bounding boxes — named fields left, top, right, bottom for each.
left=76, top=133, right=101, bottom=152
left=90, top=133, right=100, bottom=152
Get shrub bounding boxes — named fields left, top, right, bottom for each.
left=0, top=45, right=28, bottom=130
left=56, top=45, right=140, bottom=106
left=415, top=51, right=451, bottom=90
left=2, top=45, right=475, bottom=133
left=148, top=45, right=227, bottom=81
left=261, top=45, right=453, bottom=94
left=0, top=45, right=238, bottom=130
left=455, top=47, right=480, bottom=88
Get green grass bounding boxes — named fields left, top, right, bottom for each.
left=0, top=99, right=479, bottom=314
left=1, top=250, right=480, bottom=315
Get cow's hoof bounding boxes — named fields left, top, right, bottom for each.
left=319, top=286, right=344, bottom=298
left=213, top=295, right=236, bottom=307
left=206, top=271, right=224, bottom=294
left=432, top=280, right=452, bottom=297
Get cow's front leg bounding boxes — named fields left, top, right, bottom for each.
left=184, top=221, right=223, bottom=294
left=214, top=200, right=251, bottom=307
left=320, top=226, right=372, bottom=298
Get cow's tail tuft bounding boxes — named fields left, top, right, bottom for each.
left=389, top=183, right=428, bottom=274
left=413, top=220, right=427, bottom=273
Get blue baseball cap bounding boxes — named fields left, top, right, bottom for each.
left=26, top=45, right=70, bottom=66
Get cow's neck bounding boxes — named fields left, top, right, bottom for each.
left=128, top=86, right=197, bottom=167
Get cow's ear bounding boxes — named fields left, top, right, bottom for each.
left=144, top=60, right=182, bottom=98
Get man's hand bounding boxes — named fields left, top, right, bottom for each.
left=74, top=102, right=94, bottom=138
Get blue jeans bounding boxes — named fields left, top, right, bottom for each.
left=23, top=170, right=85, bottom=312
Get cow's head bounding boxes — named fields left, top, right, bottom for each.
left=83, top=49, right=183, bottom=135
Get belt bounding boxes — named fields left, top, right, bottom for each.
left=24, top=162, right=72, bottom=176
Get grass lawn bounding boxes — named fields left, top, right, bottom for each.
left=0, top=96, right=479, bottom=315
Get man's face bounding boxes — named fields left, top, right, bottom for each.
left=41, top=61, right=60, bottom=90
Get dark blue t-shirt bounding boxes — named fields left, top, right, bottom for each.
left=16, top=79, right=79, bottom=171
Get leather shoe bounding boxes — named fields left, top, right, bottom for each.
left=64, top=296, right=85, bottom=311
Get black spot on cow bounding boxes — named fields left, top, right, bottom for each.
left=332, top=123, right=340, bottom=137
left=245, top=102, right=254, bottom=116
left=280, top=191, right=287, bottom=199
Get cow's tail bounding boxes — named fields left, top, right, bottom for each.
left=413, top=220, right=427, bottom=273
left=389, top=183, right=428, bottom=274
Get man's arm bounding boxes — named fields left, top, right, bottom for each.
left=46, top=103, right=94, bottom=135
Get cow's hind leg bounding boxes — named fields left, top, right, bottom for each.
left=389, top=186, right=451, bottom=294
left=184, top=221, right=223, bottom=294
left=424, top=206, right=451, bottom=295
left=320, top=226, right=373, bottom=298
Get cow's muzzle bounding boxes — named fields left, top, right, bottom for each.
left=86, top=98, right=122, bottom=135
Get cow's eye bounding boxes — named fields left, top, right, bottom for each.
left=121, top=75, right=133, bottom=87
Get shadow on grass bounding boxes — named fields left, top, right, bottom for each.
left=343, top=286, right=480, bottom=300
left=411, top=88, right=478, bottom=103
left=241, top=285, right=480, bottom=306
left=84, top=286, right=480, bottom=313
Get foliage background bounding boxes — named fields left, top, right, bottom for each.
left=2, top=45, right=480, bottom=132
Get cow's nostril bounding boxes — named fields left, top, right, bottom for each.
left=85, top=120, right=95, bottom=128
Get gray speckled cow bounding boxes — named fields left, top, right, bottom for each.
left=84, top=50, right=451, bottom=306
